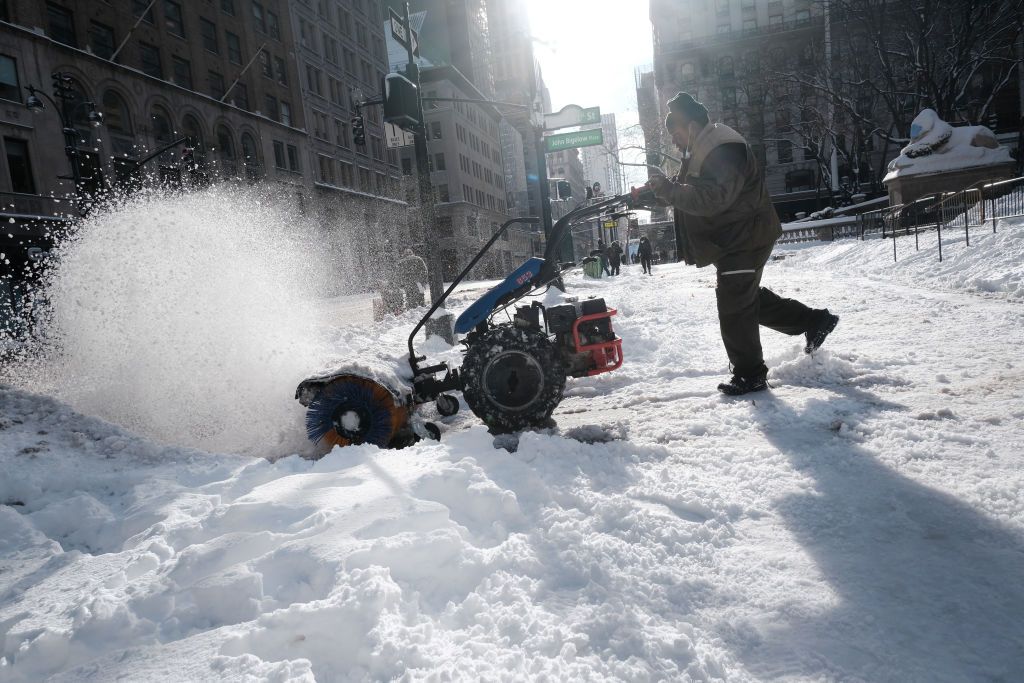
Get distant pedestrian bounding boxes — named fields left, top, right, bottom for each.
left=639, top=236, right=654, bottom=275
left=597, top=239, right=611, bottom=276
left=396, top=248, right=428, bottom=309
left=608, top=241, right=623, bottom=276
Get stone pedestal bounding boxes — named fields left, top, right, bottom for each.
left=885, top=162, right=1016, bottom=206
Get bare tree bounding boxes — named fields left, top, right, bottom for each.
left=777, top=0, right=1023, bottom=191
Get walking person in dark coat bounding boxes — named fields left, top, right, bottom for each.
left=608, top=241, right=623, bottom=276
left=596, top=239, right=611, bottom=276
left=647, top=92, right=839, bottom=396
left=638, top=236, right=654, bottom=275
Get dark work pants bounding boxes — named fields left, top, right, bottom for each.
left=715, top=251, right=816, bottom=377
left=641, top=255, right=653, bottom=273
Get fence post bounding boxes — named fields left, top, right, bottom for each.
left=914, top=219, right=919, bottom=250
left=936, top=212, right=943, bottom=262
left=963, top=191, right=970, bottom=247
left=991, top=195, right=997, bottom=233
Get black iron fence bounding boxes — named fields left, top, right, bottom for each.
left=780, top=176, right=1024, bottom=262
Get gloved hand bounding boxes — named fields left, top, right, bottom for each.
left=648, top=173, right=675, bottom=201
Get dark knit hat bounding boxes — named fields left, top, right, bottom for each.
left=667, top=92, right=709, bottom=126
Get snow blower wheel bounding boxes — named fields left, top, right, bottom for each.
left=304, top=375, right=408, bottom=449
left=461, top=326, right=565, bottom=433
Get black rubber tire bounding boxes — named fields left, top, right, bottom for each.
left=436, top=393, right=460, bottom=417
left=461, top=326, right=566, bottom=433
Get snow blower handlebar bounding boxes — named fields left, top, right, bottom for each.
left=408, top=216, right=542, bottom=375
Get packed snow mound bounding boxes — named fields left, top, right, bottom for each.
left=4, top=250, right=1024, bottom=681
left=884, top=109, right=1012, bottom=182
left=779, top=214, right=1024, bottom=300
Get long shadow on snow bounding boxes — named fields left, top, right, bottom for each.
left=742, top=387, right=1024, bottom=682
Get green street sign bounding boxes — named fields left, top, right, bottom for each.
left=544, top=105, right=601, bottom=130
left=544, top=128, right=604, bottom=154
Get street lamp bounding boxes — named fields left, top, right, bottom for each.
left=24, top=72, right=105, bottom=216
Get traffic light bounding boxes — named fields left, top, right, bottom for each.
left=352, top=115, right=366, bottom=146
left=382, top=73, right=419, bottom=127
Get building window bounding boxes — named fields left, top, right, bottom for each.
left=721, top=86, right=737, bottom=109
left=358, top=167, right=371, bottom=191
left=0, top=55, right=20, bottom=102
left=151, top=106, right=175, bottom=145
left=401, top=157, right=412, bottom=175
left=716, top=0, right=730, bottom=13
left=241, top=133, right=261, bottom=179
left=719, top=56, right=734, bottom=78
left=306, top=64, right=322, bottom=95
left=5, top=138, right=35, bottom=194
left=200, top=18, right=219, bottom=53
left=273, top=56, right=287, bottom=85
left=89, top=21, right=116, bottom=60
left=742, top=18, right=757, bottom=32
left=769, top=14, right=783, bottom=27
left=267, top=11, right=280, bottom=40
left=280, top=100, right=292, bottom=126
left=287, top=144, right=300, bottom=172
left=226, top=32, right=243, bottom=64
left=273, top=140, right=286, bottom=168
left=251, top=2, right=265, bottom=32
left=47, top=3, right=77, bottom=47
left=777, top=139, right=793, bottom=163
left=717, top=24, right=730, bottom=35
left=437, top=184, right=449, bottom=202
left=172, top=56, right=192, bottom=89
left=221, top=0, right=236, bottom=15
left=133, top=0, right=154, bottom=23
left=795, top=9, right=811, bottom=25
left=101, top=90, right=132, bottom=135
left=340, top=162, right=353, bottom=187
left=431, top=121, right=442, bottom=139
left=336, top=119, right=349, bottom=147
left=165, top=1, right=185, bottom=37
left=264, top=94, right=278, bottom=120
left=435, top=153, right=446, bottom=171
left=208, top=70, right=225, bottom=99
left=232, top=83, right=249, bottom=110
left=139, top=43, right=162, bottom=79
left=259, top=51, right=273, bottom=78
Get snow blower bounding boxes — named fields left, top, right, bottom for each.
left=296, top=187, right=657, bottom=449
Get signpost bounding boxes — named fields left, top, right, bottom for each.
left=384, top=122, right=414, bottom=148
left=389, top=7, right=419, bottom=57
left=544, top=128, right=604, bottom=154
left=543, top=104, right=601, bottom=131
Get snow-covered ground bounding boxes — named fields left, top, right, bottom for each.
left=2, top=216, right=1023, bottom=681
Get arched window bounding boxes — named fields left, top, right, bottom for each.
left=180, top=114, right=206, bottom=168
left=150, top=105, right=175, bottom=146
left=102, top=91, right=132, bottom=135
left=719, top=56, right=734, bottom=78
left=240, top=132, right=262, bottom=181
left=216, top=124, right=236, bottom=176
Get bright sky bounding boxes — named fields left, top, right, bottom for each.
left=524, top=0, right=654, bottom=187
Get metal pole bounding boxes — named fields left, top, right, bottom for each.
left=222, top=43, right=267, bottom=103
left=936, top=211, right=943, bottom=262
left=57, top=84, right=85, bottom=215
left=403, top=3, right=446, bottom=333
left=110, top=0, right=157, bottom=63
left=964, top=192, right=970, bottom=246
left=914, top=219, right=918, bottom=250
left=534, top=129, right=559, bottom=259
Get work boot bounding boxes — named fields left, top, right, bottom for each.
left=805, top=310, right=840, bottom=354
left=717, top=372, right=769, bottom=396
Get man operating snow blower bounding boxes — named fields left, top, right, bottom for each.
left=647, top=92, right=839, bottom=396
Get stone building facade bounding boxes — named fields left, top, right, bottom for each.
left=400, top=65, right=529, bottom=281
left=0, top=0, right=409, bottom=307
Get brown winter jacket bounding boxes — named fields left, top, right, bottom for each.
left=654, top=123, right=782, bottom=269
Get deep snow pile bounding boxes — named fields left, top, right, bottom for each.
left=779, top=213, right=1024, bottom=300
left=3, top=233, right=1024, bottom=681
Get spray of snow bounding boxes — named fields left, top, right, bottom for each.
left=6, top=186, right=345, bottom=456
